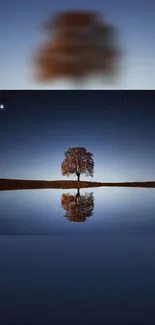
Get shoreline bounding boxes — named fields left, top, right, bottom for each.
left=0, top=179, right=155, bottom=191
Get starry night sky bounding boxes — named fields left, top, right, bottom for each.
left=1, top=0, right=155, bottom=89
left=0, top=90, right=155, bottom=182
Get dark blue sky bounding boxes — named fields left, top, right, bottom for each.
left=0, top=90, right=155, bottom=182
left=1, top=0, right=155, bottom=89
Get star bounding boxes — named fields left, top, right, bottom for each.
left=0, top=104, right=4, bottom=110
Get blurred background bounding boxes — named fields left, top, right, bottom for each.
left=1, top=0, right=155, bottom=89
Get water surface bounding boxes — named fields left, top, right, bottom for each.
left=0, top=187, right=155, bottom=324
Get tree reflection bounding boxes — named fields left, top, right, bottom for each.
left=61, top=189, right=94, bottom=222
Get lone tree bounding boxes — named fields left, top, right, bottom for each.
left=34, top=11, right=120, bottom=87
left=61, top=147, right=94, bottom=181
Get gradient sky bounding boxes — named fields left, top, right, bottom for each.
left=0, top=90, right=155, bottom=182
left=1, top=0, right=155, bottom=89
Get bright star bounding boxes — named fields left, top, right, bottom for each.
left=0, top=104, right=4, bottom=110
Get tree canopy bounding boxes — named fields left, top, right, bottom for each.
left=61, top=147, right=94, bottom=181
left=34, top=10, right=119, bottom=82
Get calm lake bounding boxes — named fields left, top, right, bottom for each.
left=1, top=187, right=155, bottom=325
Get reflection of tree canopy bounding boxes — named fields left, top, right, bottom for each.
left=61, top=190, right=94, bottom=223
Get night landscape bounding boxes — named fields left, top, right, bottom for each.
left=0, top=90, right=155, bottom=325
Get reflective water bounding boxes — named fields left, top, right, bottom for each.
left=0, top=187, right=155, bottom=325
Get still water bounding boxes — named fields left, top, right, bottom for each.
left=0, top=187, right=155, bottom=325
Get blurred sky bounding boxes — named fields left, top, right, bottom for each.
left=0, top=90, right=155, bottom=182
left=1, top=0, right=155, bottom=89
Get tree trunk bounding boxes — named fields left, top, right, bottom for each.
left=77, top=173, right=80, bottom=182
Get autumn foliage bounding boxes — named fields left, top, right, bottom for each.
left=61, top=190, right=94, bottom=222
left=34, top=10, right=119, bottom=82
left=61, top=147, right=94, bottom=181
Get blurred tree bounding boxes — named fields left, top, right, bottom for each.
left=61, top=147, right=94, bottom=181
left=33, top=10, right=120, bottom=84
left=61, top=190, right=94, bottom=223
